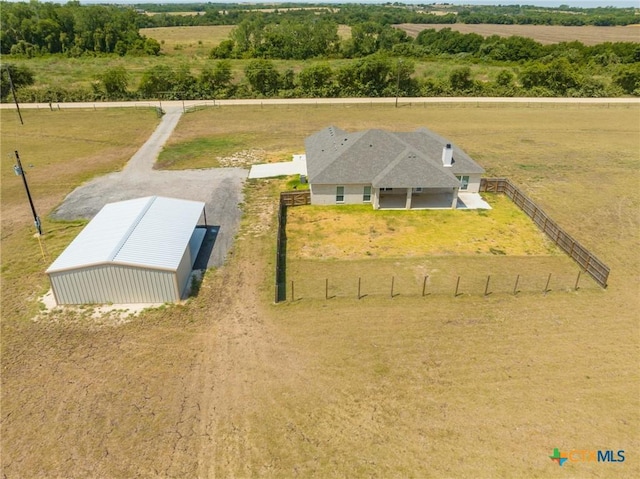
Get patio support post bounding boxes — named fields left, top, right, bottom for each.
left=405, top=188, right=412, bottom=210
left=451, top=187, right=459, bottom=209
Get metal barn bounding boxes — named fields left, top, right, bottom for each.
left=46, top=196, right=207, bottom=305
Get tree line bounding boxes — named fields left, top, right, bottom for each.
left=4, top=55, right=639, bottom=104
left=0, top=1, right=160, bottom=56
left=211, top=19, right=639, bottom=65
left=136, top=3, right=640, bottom=28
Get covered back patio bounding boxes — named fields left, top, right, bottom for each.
left=374, top=187, right=459, bottom=210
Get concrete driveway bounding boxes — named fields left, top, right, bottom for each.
left=52, top=107, right=248, bottom=268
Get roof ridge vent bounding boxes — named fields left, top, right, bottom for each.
left=108, top=196, right=157, bottom=261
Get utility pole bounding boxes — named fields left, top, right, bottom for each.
left=13, top=151, right=42, bottom=235
left=3, top=66, right=24, bottom=125
left=395, top=59, right=402, bottom=108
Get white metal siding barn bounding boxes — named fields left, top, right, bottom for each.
left=46, top=196, right=206, bottom=305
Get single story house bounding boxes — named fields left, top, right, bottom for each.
left=304, top=126, right=485, bottom=209
left=46, top=196, right=207, bottom=305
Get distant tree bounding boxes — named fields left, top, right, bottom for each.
left=98, top=66, right=128, bottom=99
left=244, top=59, right=280, bottom=96
left=298, top=63, right=334, bottom=97
left=336, top=54, right=393, bottom=97
left=495, top=70, right=514, bottom=88
left=138, top=65, right=175, bottom=98
left=520, top=58, right=580, bottom=95
left=449, top=66, right=474, bottom=92
left=613, top=64, right=640, bottom=95
left=210, top=39, right=235, bottom=59
left=0, top=63, right=35, bottom=100
left=173, top=64, right=198, bottom=97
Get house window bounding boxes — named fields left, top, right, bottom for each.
left=363, top=186, right=371, bottom=202
left=336, top=186, right=345, bottom=203
left=456, top=176, right=470, bottom=191
left=412, top=187, right=423, bottom=193
left=380, top=188, right=393, bottom=192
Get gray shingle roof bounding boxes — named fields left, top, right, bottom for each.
left=305, top=126, right=484, bottom=187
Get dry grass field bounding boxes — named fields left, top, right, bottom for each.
left=397, top=23, right=640, bottom=45
left=141, top=25, right=235, bottom=56
left=1, top=103, right=639, bottom=478
left=141, top=24, right=350, bottom=57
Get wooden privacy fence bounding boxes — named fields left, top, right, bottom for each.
left=480, top=178, right=610, bottom=288
left=281, top=190, right=311, bottom=206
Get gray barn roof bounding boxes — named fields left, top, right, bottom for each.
left=305, top=126, right=484, bottom=188
left=46, top=196, right=205, bottom=274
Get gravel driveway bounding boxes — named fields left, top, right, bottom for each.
left=51, top=106, right=248, bottom=268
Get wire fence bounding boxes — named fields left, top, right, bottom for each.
left=275, top=180, right=610, bottom=302
left=279, top=269, right=597, bottom=302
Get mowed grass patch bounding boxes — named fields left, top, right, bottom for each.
left=155, top=135, right=251, bottom=169
left=287, top=194, right=561, bottom=259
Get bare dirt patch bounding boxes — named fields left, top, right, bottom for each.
left=217, top=148, right=267, bottom=168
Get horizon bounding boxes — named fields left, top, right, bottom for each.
left=8, top=1, right=639, bottom=8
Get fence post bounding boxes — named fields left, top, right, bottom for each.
left=422, top=276, right=428, bottom=297
left=390, top=276, right=395, bottom=298
left=513, top=274, right=520, bottom=295
left=326, top=278, right=329, bottom=300
left=358, top=277, right=361, bottom=299
left=291, top=280, right=295, bottom=301
left=484, top=275, right=491, bottom=297
left=454, top=276, right=461, bottom=297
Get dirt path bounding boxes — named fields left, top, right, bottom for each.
left=161, top=184, right=308, bottom=478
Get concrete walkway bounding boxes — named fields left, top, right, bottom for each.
left=248, top=154, right=307, bottom=179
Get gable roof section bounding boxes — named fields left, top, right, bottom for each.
left=305, top=126, right=484, bottom=186
left=397, top=128, right=484, bottom=175
left=373, top=148, right=460, bottom=189
left=46, top=196, right=204, bottom=273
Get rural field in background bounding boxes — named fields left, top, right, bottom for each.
left=13, top=22, right=639, bottom=96
left=1, top=103, right=638, bottom=477
left=397, top=23, right=640, bottom=45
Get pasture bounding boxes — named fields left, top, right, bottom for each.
left=397, top=23, right=640, bottom=45
left=1, top=103, right=638, bottom=477
left=141, top=25, right=234, bottom=56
